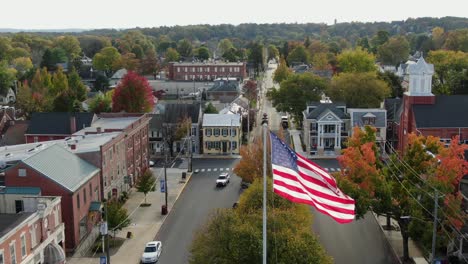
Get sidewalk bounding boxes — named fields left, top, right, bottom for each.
left=67, top=168, right=192, bottom=264
left=374, top=213, right=429, bottom=263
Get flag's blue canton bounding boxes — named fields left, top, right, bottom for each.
left=270, top=132, right=298, bottom=171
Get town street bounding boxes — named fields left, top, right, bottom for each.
left=263, top=64, right=395, bottom=264
left=154, top=158, right=241, bottom=264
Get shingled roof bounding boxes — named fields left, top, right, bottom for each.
left=26, top=113, right=95, bottom=135
left=304, top=103, right=349, bottom=120
left=413, top=95, right=468, bottom=128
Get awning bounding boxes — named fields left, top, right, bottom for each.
left=43, top=242, right=66, bottom=264
left=89, top=201, right=102, bottom=212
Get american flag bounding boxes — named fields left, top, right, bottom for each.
left=270, top=132, right=355, bottom=224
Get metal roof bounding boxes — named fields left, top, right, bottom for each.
left=202, top=114, right=241, bottom=127
left=22, top=144, right=100, bottom=192
left=0, top=186, right=41, bottom=195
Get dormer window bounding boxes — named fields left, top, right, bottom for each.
left=362, top=113, right=376, bottom=126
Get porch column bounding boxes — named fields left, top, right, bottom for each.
left=337, top=124, right=341, bottom=148
left=317, top=124, right=321, bottom=148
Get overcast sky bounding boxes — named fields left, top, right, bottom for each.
left=2, top=0, right=467, bottom=29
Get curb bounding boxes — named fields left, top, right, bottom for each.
left=153, top=172, right=193, bottom=239
left=371, top=212, right=402, bottom=264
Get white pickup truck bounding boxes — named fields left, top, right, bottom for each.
left=216, top=173, right=230, bottom=187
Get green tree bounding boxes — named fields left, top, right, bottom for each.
left=287, top=45, right=309, bottom=65
left=221, top=47, right=238, bottom=62
left=273, top=57, right=292, bottom=83
left=267, top=45, right=279, bottom=61
left=218, top=38, right=235, bottom=56
left=377, top=36, right=410, bottom=65
left=267, top=73, right=327, bottom=125
left=94, top=74, right=110, bottom=91
left=16, top=81, right=33, bottom=117
left=337, top=47, right=376, bottom=73
left=68, top=68, right=87, bottom=101
left=78, top=35, right=112, bottom=57
left=93, top=47, right=122, bottom=74
left=377, top=71, right=404, bottom=98
left=195, top=46, right=210, bottom=61
left=204, top=102, right=218, bottom=113
left=0, top=37, right=12, bottom=61
left=0, top=60, right=17, bottom=95
left=443, top=28, right=468, bottom=52
left=12, top=57, right=33, bottom=79
left=165, top=48, right=180, bottom=63
left=190, top=179, right=333, bottom=264
left=53, top=90, right=75, bottom=112
left=89, top=92, right=112, bottom=113
left=107, top=201, right=130, bottom=231
left=328, top=72, right=390, bottom=108
left=431, top=27, right=446, bottom=50
left=247, top=42, right=264, bottom=76
left=427, top=50, right=468, bottom=95
left=54, top=36, right=82, bottom=61
left=136, top=169, right=156, bottom=204
left=177, top=39, right=193, bottom=59
left=51, top=67, right=68, bottom=97
left=357, top=37, right=371, bottom=52
left=370, top=30, right=390, bottom=53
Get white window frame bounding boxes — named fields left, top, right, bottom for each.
left=10, top=241, right=16, bottom=264
left=30, top=225, right=37, bottom=249
left=20, top=233, right=26, bottom=258
left=18, top=169, right=26, bottom=177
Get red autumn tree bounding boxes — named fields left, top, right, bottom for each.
left=243, top=80, right=258, bottom=102
left=112, top=71, right=154, bottom=113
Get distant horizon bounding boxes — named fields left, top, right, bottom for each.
left=0, top=16, right=466, bottom=33
left=1, top=0, right=466, bottom=30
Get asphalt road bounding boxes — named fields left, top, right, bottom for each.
left=311, top=159, right=395, bottom=264
left=154, top=158, right=242, bottom=264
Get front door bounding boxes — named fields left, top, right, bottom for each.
left=222, top=141, right=227, bottom=153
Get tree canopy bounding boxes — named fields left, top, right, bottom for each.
left=112, top=71, right=154, bottom=113
left=267, top=73, right=328, bottom=125
left=328, top=72, right=391, bottom=108
left=337, top=47, right=376, bottom=73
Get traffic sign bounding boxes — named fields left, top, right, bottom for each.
left=100, top=256, right=107, bottom=264
left=100, top=222, right=108, bottom=235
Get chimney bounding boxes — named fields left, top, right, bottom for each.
left=96, top=127, right=102, bottom=133
left=70, top=115, right=77, bottom=134
left=70, top=144, right=76, bottom=150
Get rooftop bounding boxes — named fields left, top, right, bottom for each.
left=21, top=144, right=100, bottom=192
left=203, top=114, right=241, bottom=127
left=25, top=112, right=95, bottom=135
left=0, top=186, right=41, bottom=195
left=73, top=116, right=140, bottom=135
left=0, top=213, right=33, bottom=239
left=413, top=95, right=468, bottom=128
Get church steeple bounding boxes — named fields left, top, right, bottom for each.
left=407, top=55, right=435, bottom=96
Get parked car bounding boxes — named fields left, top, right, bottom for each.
left=141, top=241, right=162, bottom=263
left=149, top=160, right=155, bottom=167
left=216, top=173, right=230, bottom=187
left=281, top=115, right=289, bottom=129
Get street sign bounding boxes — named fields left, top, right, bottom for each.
left=100, top=256, right=107, bottom=264
left=100, top=222, right=108, bottom=235
left=160, top=179, right=165, bottom=193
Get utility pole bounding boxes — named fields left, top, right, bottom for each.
left=261, top=113, right=268, bottom=264
left=162, top=125, right=168, bottom=215
left=431, top=190, right=439, bottom=263
left=187, top=124, right=192, bottom=172
left=247, top=103, right=250, bottom=143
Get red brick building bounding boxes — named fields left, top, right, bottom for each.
left=168, top=61, right=246, bottom=81
left=388, top=57, right=468, bottom=152
left=2, top=144, right=101, bottom=253
left=71, top=113, right=151, bottom=199
left=0, top=191, right=65, bottom=264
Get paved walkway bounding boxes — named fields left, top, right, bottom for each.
left=67, top=168, right=192, bottom=264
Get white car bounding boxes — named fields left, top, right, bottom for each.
left=149, top=160, right=155, bottom=167
left=141, top=241, right=162, bottom=263
left=216, top=173, right=230, bottom=187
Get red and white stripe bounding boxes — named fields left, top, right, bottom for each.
left=272, top=153, right=355, bottom=223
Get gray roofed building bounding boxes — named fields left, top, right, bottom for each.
left=304, top=102, right=349, bottom=120
left=22, top=144, right=100, bottom=192
left=26, top=112, right=96, bottom=136
left=413, top=95, right=468, bottom=128
left=203, top=114, right=241, bottom=127
left=348, top=108, right=387, bottom=128
left=0, top=213, right=33, bottom=238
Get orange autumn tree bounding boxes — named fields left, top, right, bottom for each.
left=234, top=137, right=264, bottom=183
left=385, top=134, right=468, bottom=261
left=337, top=126, right=391, bottom=218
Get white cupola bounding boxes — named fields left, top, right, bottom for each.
left=407, top=56, right=435, bottom=96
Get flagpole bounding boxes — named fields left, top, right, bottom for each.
left=262, top=113, right=268, bottom=264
